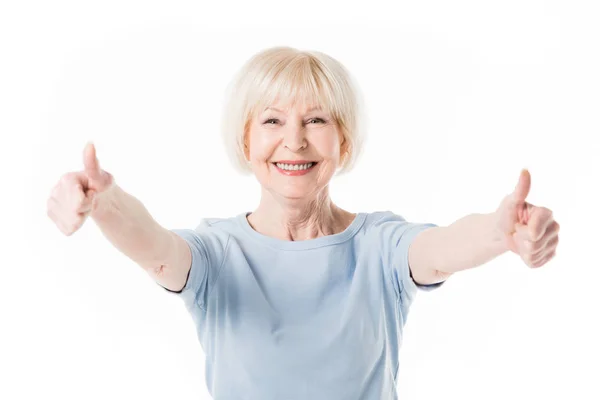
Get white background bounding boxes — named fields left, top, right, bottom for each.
left=2, top=1, right=599, bottom=399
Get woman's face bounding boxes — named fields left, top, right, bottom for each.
left=245, top=101, right=345, bottom=200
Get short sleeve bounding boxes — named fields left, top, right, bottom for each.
left=375, top=212, right=445, bottom=306
left=158, top=220, right=229, bottom=310
left=396, top=223, right=445, bottom=294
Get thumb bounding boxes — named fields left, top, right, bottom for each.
left=511, top=168, right=531, bottom=205
left=83, top=142, right=103, bottom=180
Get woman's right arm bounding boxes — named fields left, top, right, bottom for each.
left=47, top=142, right=192, bottom=292
left=90, top=184, right=192, bottom=292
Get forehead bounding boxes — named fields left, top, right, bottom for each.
left=257, top=93, right=329, bottom=114
left=263, top=103, right=323, bottom=114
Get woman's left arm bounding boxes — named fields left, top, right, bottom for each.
left=409, top=169, right=560, bottom=286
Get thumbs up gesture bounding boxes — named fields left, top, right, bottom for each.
left=494, top=169, right=560, bottom=268
left=46, top=142, right=114, bottom=236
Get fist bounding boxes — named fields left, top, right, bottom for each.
left=46, top=142, right=114, bottom=236
left=495, top=169, right=560, bottom=268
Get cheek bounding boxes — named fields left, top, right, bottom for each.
left=249, top=131, right=277, bottom=161
left=312, top=132, right=341, bottom=160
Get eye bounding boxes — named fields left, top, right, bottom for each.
left=307, top=118, right=326, bottom=124
left=263, top=118, right=280, bottom=125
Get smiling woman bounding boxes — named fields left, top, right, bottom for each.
left=246, top=102, right=343, bottom=202
left=46, top=45, right=560, bottom=400
left=221, top=46, right=365, bottom=176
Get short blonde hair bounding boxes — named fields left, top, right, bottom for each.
left=220, top=46, right=366, bottom=175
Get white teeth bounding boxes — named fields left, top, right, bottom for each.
left=276, top=162, right=315, bottom=171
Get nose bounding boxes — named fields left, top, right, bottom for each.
left=282, top=124, right=307, bottom=152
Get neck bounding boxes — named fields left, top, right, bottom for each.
left=247, top=186, right=354, bottom=241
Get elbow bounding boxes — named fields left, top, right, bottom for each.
left=410, top=265, right=451, bottom=286
left=433, top=268, right=453, bottom=283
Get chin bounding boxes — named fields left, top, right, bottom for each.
left=274, top=185, right=316, bottom=200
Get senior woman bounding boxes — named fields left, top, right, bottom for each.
left=47, top=46, right=560, bottom=400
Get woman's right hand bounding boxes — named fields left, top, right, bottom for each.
left=47, top=142, right=115, bottom=236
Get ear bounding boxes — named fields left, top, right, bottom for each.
left=241, top=123, right=250, bottom=161
left=340, top=133, right=349, bottom=153
left=339, top=137, right=350, bottom=166
left=243, top=140, right=250, bottom=162
left=242, top=120, right=253, bottom=162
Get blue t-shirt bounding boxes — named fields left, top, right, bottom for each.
left=160, top=211, right=444, bottom=400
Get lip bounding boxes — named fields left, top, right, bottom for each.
left=272, top=160, right=316, bottom=164
left=272, top=160, right=318, bottom=176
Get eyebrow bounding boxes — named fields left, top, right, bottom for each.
left=265, top=106, right=323, bottom=113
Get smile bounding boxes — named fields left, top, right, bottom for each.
left=272, top=161, right=318, bottom=176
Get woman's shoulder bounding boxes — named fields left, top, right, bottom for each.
left=192, top=211, right=412, bottom=235
left=362, top=210, right=410, bottom=228
left=190, top=213, right=244, bottom=234
left=361, top=211, right=437, bottom=243
left=365, top=210, right=405, bottom=221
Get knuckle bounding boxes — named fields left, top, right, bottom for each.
left=531, top=240, right=544, bottom=253
left=51, top=184, right=62, bottom=198
left=58, top=224, right=68, bottom=235
left=73, top=191, right=85, bottom=205
left=59, top=173, right=72, bottom=184
left=534, top=253, right=544, bottom=264
left=72, top=215, right=88, bottom=230
left=62, top=172, right=81, bottom=186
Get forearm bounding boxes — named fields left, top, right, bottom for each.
left=412, top=212, right=509, bottom=276
left=90, top=184, right=173, bottom=270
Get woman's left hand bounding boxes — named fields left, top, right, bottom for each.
left=494, top=169, right=560, bottom=268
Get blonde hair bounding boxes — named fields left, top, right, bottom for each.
left=220, top=46, right=366, bottom=175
